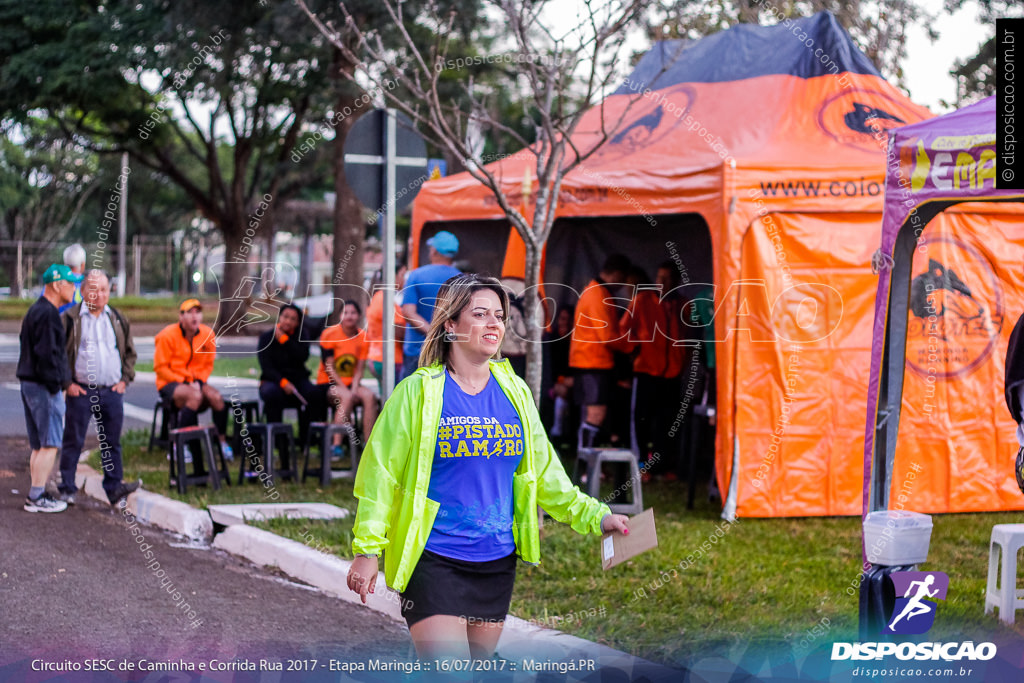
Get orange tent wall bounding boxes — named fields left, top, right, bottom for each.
left=886, top=203, right=1024, bottom=515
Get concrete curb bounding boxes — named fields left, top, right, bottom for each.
left=212, top=525, right=404, bottom=621
left=75, top=464, right=214, bottom=543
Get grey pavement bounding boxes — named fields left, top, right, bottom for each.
left=0, top=433, right=414, bottom=679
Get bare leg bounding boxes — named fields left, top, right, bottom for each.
left=30, top=447, right=58, bottom=488
left=408, top=615, right=472, bottom=659
left=202, top=383, right=225, bottom=411
left=585, top=404, right=607, bottom=427
left=466, top=620, right=504, bottom=660
left=356, top=387, right=378, bottom=439
left=326, top=386, right=349, bottom=446
left=172, top=383, right=203, bottom=412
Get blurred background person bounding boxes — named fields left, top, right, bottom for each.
left=58, top=243, right=86, bottom=314
left=317, top=300, right=377, bottom=454
left=257, top=303, right=319, bottom=449
left=401, top=231, right=461, bottom=380
left=153, top=299, right=232, bottom=459
left=366, top=264, right=407, bottom=396
left=18, top=264, right=79, bottom=513
left=59, top=270, right=139, bottom=506
left=569, top=253, right=632, bottom=449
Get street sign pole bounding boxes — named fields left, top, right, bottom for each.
left=343, top=108, right=429, bottom=402
left=383, top=109, right=398, bottom=399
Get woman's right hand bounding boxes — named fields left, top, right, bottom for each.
left=347, top=555, right=379, bottom=604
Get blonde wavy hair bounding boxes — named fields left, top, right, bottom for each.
left=417, top=273, right=510, bottom=369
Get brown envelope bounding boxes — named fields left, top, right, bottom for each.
left=601, top=508, right=657, bottom=570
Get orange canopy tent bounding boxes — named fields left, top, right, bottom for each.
left=408, top=12, right=1010, bottom=517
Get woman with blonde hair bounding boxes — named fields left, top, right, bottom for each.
left=347, top=273, right=629, bottom=659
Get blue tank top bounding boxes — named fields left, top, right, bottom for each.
left=425, top=369, right=525, bottom=561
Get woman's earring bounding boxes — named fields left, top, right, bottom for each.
left=444, top=330, right=457, bottom=342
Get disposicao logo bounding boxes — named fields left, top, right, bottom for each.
left=831, top=571, right=997, bottom=662
left=884, top=571, right=947, bottom=635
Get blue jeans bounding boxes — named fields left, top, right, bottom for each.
left=59, top=386, right=124, bottom=498
left=21, top=381, right=65, bottom=450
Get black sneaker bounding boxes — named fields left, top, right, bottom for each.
left=24, top=493, right=68, bottom=513
left=108, top=481, right=141, bottom=506
left=58, top=491, right=76, bottom=506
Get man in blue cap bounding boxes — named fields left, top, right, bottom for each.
left=400, top=230, right=461, bottom=379
left=17, top=264, right=81, bottom=512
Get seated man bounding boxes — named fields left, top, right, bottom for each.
left=153, top=299, right=232, bottom=458
left=317, top=300, right=377, bottom=455
left=257, top=303, right=320, bottom=447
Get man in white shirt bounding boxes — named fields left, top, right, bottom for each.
left=58, top=270, right=139, bottom=506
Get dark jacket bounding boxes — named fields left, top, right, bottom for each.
left=1005, top=311, right=1024, bottom=422
left=257, top=328, right=310, bottom=386
left=62, top=303, right=137, bottom=387
left=17, top=297, right=71, bottom=394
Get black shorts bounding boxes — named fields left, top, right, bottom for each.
left=159, top=380, right=207, bottom=406
left=574, top=370, right=614, bottom=407
left=158, top=382, right=182, bottom=405
left=400, top=550, right=517, bottom=627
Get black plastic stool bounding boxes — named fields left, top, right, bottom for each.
left=168, top=425, right=230, bottom=494
left=228, top=399, right=260, bottom=456
left=240, top=422, right=295, bottom=484
left=303, top=422, right=359, bottom=486
left=149, top=398, right=179, bottom=451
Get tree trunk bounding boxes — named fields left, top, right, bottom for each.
left=522, top=239, right=544, bottom=408
left=213, top=216, right=250, bottom=336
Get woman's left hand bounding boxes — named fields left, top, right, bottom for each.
left=601, top=514, right=630, bottom=535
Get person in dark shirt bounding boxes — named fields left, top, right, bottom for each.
left=257, top=303, right=320, bottom=447
left=17, top=264, right=80, bottom=513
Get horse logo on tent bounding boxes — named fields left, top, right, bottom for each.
left=817, top=89, right=918, bottom=152
left=906, top=236, right=1004, bottom=379
left=910, top=259, right=983, bottom=323
left=577, top=84, right=696, bottom=164
left=843, top=102, right=905, bottom=135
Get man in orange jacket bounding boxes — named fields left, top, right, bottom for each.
left=569, top=254, right=632, bottom=447
left=154, top=299, right=231, bottom=457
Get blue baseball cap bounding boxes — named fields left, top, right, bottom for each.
left=426, top=230, right=459, bottom=257
left=42, top=263, right=83, bottom=284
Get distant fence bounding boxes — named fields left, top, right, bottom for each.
left=0, top=237, right=179, bottom=298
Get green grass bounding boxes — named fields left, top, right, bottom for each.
left=0, top=296, right=197, bottom=321
left=135, top=354, right=320, bottom=378
left=100, top=429, right=1023, bottom=667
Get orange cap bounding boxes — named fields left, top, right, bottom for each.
left=179, top=298, right=202, bottom=313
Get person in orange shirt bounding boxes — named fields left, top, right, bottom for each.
left=153, top=299, right=231, bottom=457
left=366, top=265, right=406, bottom=396
left=621, top=263, right=686, bottom=477
left=317, top=300, right=378, bottom=453
left=569, top=254, right=632, bottom=447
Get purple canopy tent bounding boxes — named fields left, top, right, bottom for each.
left=864, top=96, right=1024, bottom=521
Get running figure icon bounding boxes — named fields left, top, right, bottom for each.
left=888, top=574, right=939, bottom=630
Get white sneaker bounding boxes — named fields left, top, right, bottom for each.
left=24, top=493, right=68, bottom=513
left=167, top=445, right=194, bottom=464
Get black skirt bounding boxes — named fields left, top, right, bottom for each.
left=400, top=549, right=517, bottom=627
